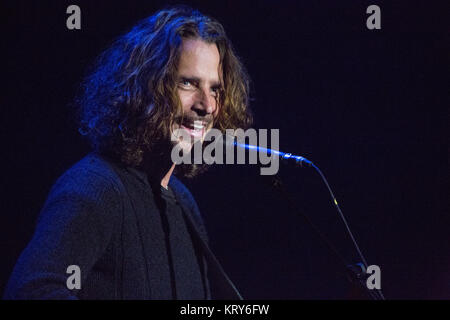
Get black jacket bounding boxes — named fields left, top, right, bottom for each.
left=3, top=152, right=241, bottom=299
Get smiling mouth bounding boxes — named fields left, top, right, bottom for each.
left=179, top=119, right=206, bottom=139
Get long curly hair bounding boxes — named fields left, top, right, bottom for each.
left=75, top=5, right=252, bottom=177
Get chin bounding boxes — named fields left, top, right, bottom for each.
left=177, top=139, right=195, bottom=154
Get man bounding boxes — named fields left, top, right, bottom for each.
left=4, top=6, right=252, bottom=299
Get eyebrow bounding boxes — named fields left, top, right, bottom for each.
left=179, top=76, right=221, bottom=88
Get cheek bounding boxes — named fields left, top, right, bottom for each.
left=177, top=90, right=194, bottom=113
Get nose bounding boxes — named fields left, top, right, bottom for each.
left=192, top=87, right=216, bottom=117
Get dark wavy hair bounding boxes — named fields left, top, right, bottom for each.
left=75, top=5, right=252, bottom=177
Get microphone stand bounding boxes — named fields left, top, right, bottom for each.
left=224, top=136, right=386, bottom=299
left=264, top=153, right=386, bottom=300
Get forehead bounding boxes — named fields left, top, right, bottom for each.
left=177, top=38, right=221, bottom=80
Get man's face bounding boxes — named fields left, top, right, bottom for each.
left=172, top=38, right=221, bottom=152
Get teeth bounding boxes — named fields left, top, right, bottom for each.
left=193, top=120, right=204, bottom=131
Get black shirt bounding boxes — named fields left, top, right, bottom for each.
left=159, top=185, right=206, bottom=299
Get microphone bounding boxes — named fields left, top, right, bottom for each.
left=222, top=134, right=313, bottom=167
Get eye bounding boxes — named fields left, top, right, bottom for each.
left=178, top=77, right=198, bottom=90
left=211, top=86, right=221, bottom=96
left=180, top=79, right=192, bottom=87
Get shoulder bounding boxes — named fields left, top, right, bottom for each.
left=42, top=152, right=126, bottom=216
left=52, top=152, right=123, bottom=191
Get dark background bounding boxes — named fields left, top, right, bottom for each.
left=1, top=0, right=448, bottom=299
